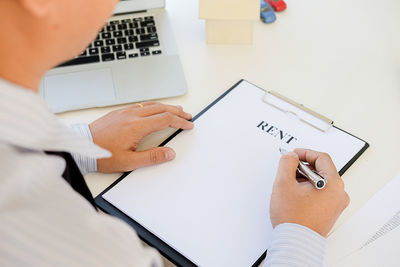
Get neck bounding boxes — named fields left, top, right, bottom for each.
left=0, top=53, right=47, bottom=93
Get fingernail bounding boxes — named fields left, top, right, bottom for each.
left=165, top=148, right=176, bottom=161
left=287, top=152, right=299, bottom=159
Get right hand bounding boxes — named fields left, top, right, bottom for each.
left=269, top=148, right=350, bottom=237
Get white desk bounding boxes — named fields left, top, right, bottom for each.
left=58, top=0, right=400, bottom=265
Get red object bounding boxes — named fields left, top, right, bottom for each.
left=266, top=0, right=287, bottom=12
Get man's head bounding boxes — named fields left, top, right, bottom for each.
left=0, top=0, right=119, bottom=89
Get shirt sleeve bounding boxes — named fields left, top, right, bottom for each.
left=263, top=223, right=327, bottom=267
left=69, top=124, right=98, bottom=174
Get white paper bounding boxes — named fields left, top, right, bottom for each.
left=328, top=174, right=400, bottom=266
left=103, top=81, right=366, bottom=267
left=334, top=226, right=400, bottom=267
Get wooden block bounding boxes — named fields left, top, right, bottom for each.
left=206, top=20, right=254, bottom=45
left=199, top=0, right=259, bottom=21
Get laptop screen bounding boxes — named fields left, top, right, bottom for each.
left=114, top=0, right=165, bottom=14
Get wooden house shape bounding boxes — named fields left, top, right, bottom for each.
left=199, top=0, right=259, bottom=44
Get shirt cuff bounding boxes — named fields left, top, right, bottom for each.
left=263, top=223, right=327, bottom=267
left=69, top=124, right=98, bottom=174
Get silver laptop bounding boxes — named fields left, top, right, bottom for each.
left=40, top=0, right=187, bottom=113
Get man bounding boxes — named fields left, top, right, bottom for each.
left=0, top=0, right=349, bottom=266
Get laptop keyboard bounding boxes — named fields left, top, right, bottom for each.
left=59, top=15, right=161, bottom=67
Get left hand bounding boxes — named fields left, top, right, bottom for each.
left=89, top=102, right=194, bottom=173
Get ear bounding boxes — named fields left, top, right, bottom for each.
left=18, top=0, right=52, bottom=18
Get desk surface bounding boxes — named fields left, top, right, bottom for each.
left=58, top=0, right=400, bottom=265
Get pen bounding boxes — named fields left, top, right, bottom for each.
left=279, top=148, right=327, bottom=189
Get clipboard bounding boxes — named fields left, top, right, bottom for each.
left=95, top=80, right=369, bottom=267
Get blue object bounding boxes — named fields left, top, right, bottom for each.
left=260, top=0, right=276, bottom=23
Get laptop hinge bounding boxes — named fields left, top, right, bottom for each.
left=113, top=10, right=147, bottom=16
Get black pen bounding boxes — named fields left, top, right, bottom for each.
left=279, top=148, right=327, bottom=189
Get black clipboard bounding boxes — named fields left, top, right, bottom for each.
left=95, top=79, right=369, bottom=267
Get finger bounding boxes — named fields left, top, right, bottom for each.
left=294, top=148, right=338, bottom=178
left=121, top=102, right=156, bottom=112
left=275, top=152, right=299, bottom=186
left=140, top=112, right=194, bottom=135
left=296, top=177, right=309, bottom=183
left=344, top=192, right=351, bottom=208
left=127, top=147, right=176, bottom=169
left=131, top=101, right=157, bottom=108
left=137, top=103, right=192, bottom=120
left=294, top=148, right=319, bottom=165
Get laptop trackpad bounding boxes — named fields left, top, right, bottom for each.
left=43, top=68, right=116, bottom=112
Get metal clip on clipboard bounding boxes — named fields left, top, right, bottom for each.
left=263, top=91, right=333, bottom=132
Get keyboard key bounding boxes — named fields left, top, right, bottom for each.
left=95, top=34, right=101, bottom=41
left=144, top=16, right=154, bottom=21
left=140, top=52, right=150, bottom=57
left=124, top=29, right=135, bottom=36
left=128, top=36, right=138, bottom=43
left=140, top=33, right=158, bottom=41
left=152, top=50, right=162, bottom=55
left=94, top=40, right=104, bottom=47
left=114, top=31, right=123, bottom=38
left=141, top=20, right=155, bottom=27
left=109, top=20, right=119, bottom=25
left=136, top=28, right=146, bottom=35
left=117, top=37, right=127, bottom=44
left=89, top=48, right=99, bottom=55
left=59, top=56, right=100, bottom=67
left=102, top=32, right=112, bottom=39
left=106, top=39, right=116, bottom=45
left=102, top=53, right=115, bottom=62
left=133, top=18, right=143, bottom=22
left=112, top=45, right=123, bottom=52
left=129, top=53, right=139, bottom=58
left=101, top=46, right=111, bottom=53
left=116, top=51, right=127, bottom=60
left=129, top=22, right=139, bottom=29
left=136, top=40, right=160, bottom=49
left=106, top=25, right=116, bottom=31
left=124, top=43, right=134, bottom=50
left=147, top=26, right=157, bottom=33
left=118, top=24, right=127, bottom=30
left=121, top=19, right=131, bottom=23
left=140, top=48, right=150, bottom=53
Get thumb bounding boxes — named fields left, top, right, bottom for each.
left=129, top=147, right=176, bottom=169
left=275, top=152, right=299, bottom=186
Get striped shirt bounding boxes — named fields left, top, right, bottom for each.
left=69, top=123, right=99, bottom=174
left=0, top=78, right=162, bottom=267
left=0, top=78, right=326, bottom=266
left=263, top=223, right=327, bottom=267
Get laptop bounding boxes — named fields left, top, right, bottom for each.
left=39, top=0, right=187, bottom=113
